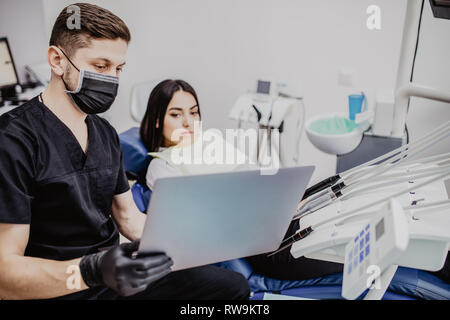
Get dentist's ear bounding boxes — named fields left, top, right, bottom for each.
left=156, top=119, right=159, bottom=128
left=47, top=46, right=66, bottom=77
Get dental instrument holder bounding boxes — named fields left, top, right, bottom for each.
left=229, top=92, right=303, bottom=167
left=342, top=199, right=409, bottom=300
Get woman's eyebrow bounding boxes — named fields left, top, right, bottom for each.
left=168, top=105, right=198, bottom=111
left=167, top=107, right=183, bottom=111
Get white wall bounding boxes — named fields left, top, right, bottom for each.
left=7, top=0, right=450, bottom=182
left=0, top=0, right=48, bottom=83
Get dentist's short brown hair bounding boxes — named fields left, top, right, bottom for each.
left=49, top=2, right=131, bottom=57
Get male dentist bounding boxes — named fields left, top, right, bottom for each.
left=0, top=2, right=249, bottom=300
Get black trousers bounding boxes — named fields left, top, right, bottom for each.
left=246, top=219, right=344, bottom=281
left=51, top=265, right=250, bottom=300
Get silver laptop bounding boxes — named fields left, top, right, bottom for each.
left=138, top=166, right=314, bottom=271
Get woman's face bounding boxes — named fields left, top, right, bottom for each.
left=162, top=90, right=200, bottom=147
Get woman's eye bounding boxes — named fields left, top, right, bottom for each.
left=191, top=111, right=199, bottom=116
left=96, top=65, right=106, bottom=70
left=170, top=114, right=181, bottom=118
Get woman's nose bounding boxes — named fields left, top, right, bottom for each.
left=182, top=118, right=190, bottom=129
left=183, top=116, right=194, bottom=129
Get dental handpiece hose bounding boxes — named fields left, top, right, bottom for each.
left=278, top=170, right=450, bottom=258
left=341, top=165, right=450, bottom=200
left=397, top=152, right=450, bottom=168
left=335, top=199, right=450, bottom=227
left=331, top=123, right=450, bottom=200
left=293, top=195, right=332, bottom=221
left=286, top=124, right=450, bottom=256
left=294, top=183, right=345, bottom=220
left=343, top=120, right=450, bottom=177
left=296, top=121, right=449, bottom=218
left=267, top=226, right=314, bottom=257
left=342, top=121, right=450, bottom=183
left=296, top=125, right=450, bottom=220
left=367, top=164, right=450, bottom=181
left=298, top=183, right=338, bottom=211
left=299, top=127, right=438, bottom=203
left=297, top=155, right=450, bottom=227
left=342, top=127, right=450, bottom=190
left=301, top=175, right=341, bottom=200
left=285, top=226, right=314, bottom=244
left=296, top=151, right=444, bottom=221
left=313, top=170, right=450, bottom=231
left=343, top=134, right=449, bottom=187
left=299, top=120, right=449, bottom=202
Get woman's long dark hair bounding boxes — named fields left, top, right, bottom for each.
left=140, top=79, right=201, bottom=152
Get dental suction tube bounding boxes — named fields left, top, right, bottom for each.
left=296, top=124, right=450, bottom=218
left=341, top=164, right=450, bottom=200
left=341, top=124, right=450, bottom=189
left=301, top=175, right=341, bottom=200
left=313, top=170, right=450, bottom=231
left=300, top=120, right=450, bottom=202
left=272, top=171, right=450, bottom=258
left=335, top=199, right=450, bottom=227
left=295, top=120, right=449, bottom=222
left=398, top=152, right=450, bottom=167
left=342, top=120, right=450, bottom=183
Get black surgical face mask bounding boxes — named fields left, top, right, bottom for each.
left=59, top=48, right=119, bottom=114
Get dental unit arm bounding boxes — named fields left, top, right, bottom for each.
left=391, top=0, right=450, bottom=138
left=392, top=83, right=450, bottom=137
left=288, top=167, right=450, bottom=299
left=269, top=118, right=450, bottom=296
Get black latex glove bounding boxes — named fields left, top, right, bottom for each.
left=79, top=240, right=173, bottom=296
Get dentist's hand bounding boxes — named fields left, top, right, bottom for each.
left=79, top=240, right=173, bottom=296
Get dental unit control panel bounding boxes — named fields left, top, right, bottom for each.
left=342, top=199, right=409, bottom=300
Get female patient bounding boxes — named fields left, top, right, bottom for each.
left=139, top=79, right=343, bottom=281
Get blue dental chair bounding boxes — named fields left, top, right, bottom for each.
left=119, top=127, right=450, bottom=300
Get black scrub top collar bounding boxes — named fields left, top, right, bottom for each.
left=37, top=94, right=98, bottom=170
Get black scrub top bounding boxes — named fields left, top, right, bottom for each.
left=0, top=96, right=130, bottom=261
